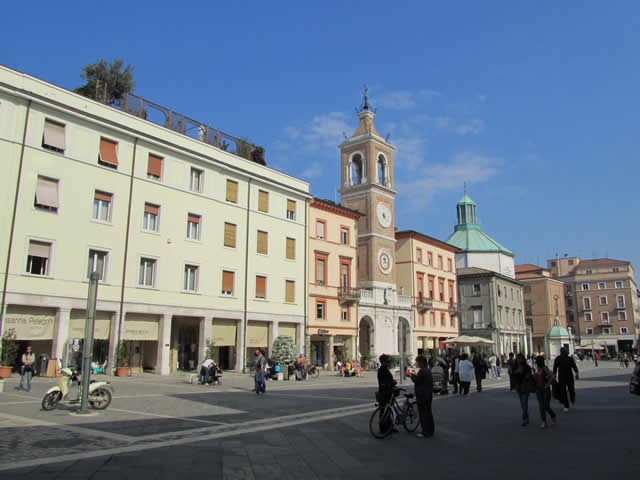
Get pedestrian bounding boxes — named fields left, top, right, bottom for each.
left=451, top=353, right=460, bottom=394
left=594, top=351, right=599, bottom=367
left=472, top=351, right=485, bottom=392
left=507, top=352, right=516, bottom=392
left=19, top=346, right=35, bottom=392
left=553, top=347, right=579, bottom=412
left=489, top=353, right=498, bottom=378
left=254, top=348, right=267, bottom=396
left=199, top=357, right=214, bottom=385
left=618, top=352, right=625, bottom=368
left=410, top=355, right=434, bottom=438
left=534, top=355, right=556, bottom=428
left=624, top=352, right=630, bottom=369
left=377, top=354, right=397, bottom=432
left=495, top=355, right=501, bottom=378
left=512, top=353, right=534, bottom=426
left=458, top=353, right=474, bottom=396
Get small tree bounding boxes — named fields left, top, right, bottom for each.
left=75, top=58, right=135, bottom=105
left=271, top=335, right=297, bottom=365
left=115, top=341, right=130, bottom=367
left=235, top=137, right=253, bottom=160
left=0, top=329, right=19, bottom=366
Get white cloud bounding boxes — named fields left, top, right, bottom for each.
left=302, top=112, right=350, bottom=150
left=419, top=89, right=442, bottom=99
left=301, top=163, right=324, bottom=179
left=283, top=126, right=300, bottom=140
left=477, top=94, right=487, bottom=103
left=375, top=91, right=416, bottom=110
left=455, top=119, right=485, bottom=135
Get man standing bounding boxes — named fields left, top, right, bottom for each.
left=553, top=347, right=579, bottom=413
left=410, top=355, right=434, bottom=438
left=254, top=349, right=267, bottom=396
left=377, top=354, right=397, bottom=432
left=472, top=351, right=486, bottom=392
left=594, top=351, right=599, bottom=367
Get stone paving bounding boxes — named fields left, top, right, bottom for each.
left=0, top=361, right=637, bottom=479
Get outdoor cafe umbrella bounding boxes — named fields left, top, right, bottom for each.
left=443, top=335, right=493, bottom=346
left=576, top=343, right=605, bottom=350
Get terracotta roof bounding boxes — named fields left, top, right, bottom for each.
left=515, top=264, right=543, bottom=273
left=395, top=230, right=460, bottom=253
left=576, top=258, right=628, bottom=267
left=311, top=198, right=364, bottom=219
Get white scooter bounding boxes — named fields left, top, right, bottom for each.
left=41, top=367, right=113, bottom=411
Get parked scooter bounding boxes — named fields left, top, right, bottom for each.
left=41, top=368, right=113, bottom=411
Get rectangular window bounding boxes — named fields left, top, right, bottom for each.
left=184, top=264, right=199, bottom=292
left=416, top=273, right=424, bottom=297
left=448, top=283, right=454, bottom=303
left=615, top=281, right=623, bottom=288
left=98, top=138, right=118, bottom=169
left=586, top=328, right=593, bottom=335
left=341, top=262, right=350, bottom=289
left=440, top=313, right=446, bottom=327
left=224, top=223, right=237, bottom=248
left=285, top=280, right=295, bottom=303
left=34, top=176, right=59, bottom=212
left=585, top=312, right=592, bottom=322
left=601, top=311, right=609, bottom=323
left=258, top=190, right=269, bottom=213
left=286, top=199, right=296, bottom=220
left=620, top=327, right=628, bottom=334
left=599, top=295, right=608, bottom=306
left=139, top=257, right=156, bottom=287
left=342, top=307, right=349, bottom=322
left=583, top=297, right=591, bottom=310
left=618, top=311, right=627, bottom=321
left=473, top=284, right=481, bottom=296
left=416, top=248, right=422, bottom=264
left=26, top=240, right=51, bottom=276
left=438, top=255, right=443, bottom=269
left=92, top=191, right=112, bottom=222
left=186, top=214, right=201, bottom=240
left=87, top=249, right=107, bottom=281
left=42, top=119, right=66, bottom=153
left=616, top=295, right=625, bottom=308
left=613, top=267, right=620, bottom=273
left=430, top=312, right=435, bottom=327
left=602, top=327, right=611, bottom=335
left=221, top=270, right=234, bottom=296
left=147, top=154, right=163, bottom=180
left=598, top=282, right=606, bottom=289
left=255, top=275, right=267, bottom=299
left=226, top=179, right=238, bottom=203
left=450, top=316, right=455, bottom=328
left=316, top=258, right=326, bottom=285
left=316, top=301, right=325, bottom=320
left=143, top=203, right=160, bottom=232
left=316, top=220, right=325, bottom=240
left=286, top=237, right=296, bottom=260
left=428, top=278, right=434, bottom=298
left=582, top=283, right=589, bottom=291
left=340, top=228, right=349, bottom=245
left=439, top=279, right=445, bottom=301
left=472, top=307, right=483, bottom=327
left=427, top=252, right=433, bottom=267
left=190, top=168, right=203, bottom=192
left=257, top=231, right=268, bottom=255
left=447, top=258, right=452, bottom=272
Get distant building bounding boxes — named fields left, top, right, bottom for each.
left=548, top=257, right=639, bottom=355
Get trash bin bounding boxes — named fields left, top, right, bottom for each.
left=36, top=354, right=49, bottom=377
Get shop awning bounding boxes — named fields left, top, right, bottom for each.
left=278, top=323, right=297, bottom=340
left=123, top=313, right=159, bottom=341
left=247, top=321, right=268, bottom=347
left=5, top=306, right=55, bottom=340
left=212, top=319, right=237, bottom=347
left=69, top=310, right=112, bottom=340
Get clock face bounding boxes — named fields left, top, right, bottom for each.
left=376, top=202, right=392, bottom=228
left=377, top=248, right=393, bottom=275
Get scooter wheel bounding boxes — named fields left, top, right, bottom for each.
left=41, top=391, right=62, bottom=411
left=89, top=388, right=112, bottom=410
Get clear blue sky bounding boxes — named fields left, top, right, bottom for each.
left=3, top=2, right=639, bottom=278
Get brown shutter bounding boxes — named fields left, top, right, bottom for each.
left=286, top=238, right=295, bottom=259
left=188, top=214, right=200, bottom=224
left=35, top=177, right=59, bottom=208
left=285, top=280, right=295, bottom=303
left=144, top=203, right=159, bottom=215
left=94, top=191, right=113, bottom=202
left=226, top=180, right=238, bottom=203
left=222, top=271, right=234, bottom=293
left=316, top=259, right=325, bottom=284
left=258, top=190, right=269, bottom=212
left=257, top=231, right=268, bottom=254
left=99, top=138, right=119, bottom=166
left=28, top=241, right=50, bottom=258
left=43, top=120, right=66, bottom=150
left=148, top=154, right=163, bottom=177
left=287, top=199, right=296, bottom=213
left=256, top=276, right=266, bottom=298
left=224, top=223, right=237, bottom=247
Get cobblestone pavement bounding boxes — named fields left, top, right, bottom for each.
left=0, top=361, right=637, bottom=479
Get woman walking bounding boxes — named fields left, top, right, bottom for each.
left=534, top=356, right=556, bottom=428
left=458, top=353, right=474, bottom=396
left=410, top=355, right=434, bottom=438
left=512, top=353, right=534, bottom=426
left=19, top=346, right=35, bottom=392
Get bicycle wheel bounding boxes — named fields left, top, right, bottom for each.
left=402, top=402, right=419, bottom=432
left=369, top=406, right=393, bottom=439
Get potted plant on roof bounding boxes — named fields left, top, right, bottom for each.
left=0, top=329, right=19, bottom=379
left=115, top=340, right=130, bottom=377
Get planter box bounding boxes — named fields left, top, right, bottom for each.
left=116, top=367, right=130, bottom=377
left=0, top=379, right=4, bottom=392
left=0, top=366, right=12, bottom=379
left=277, top=372, right=283, bottom=381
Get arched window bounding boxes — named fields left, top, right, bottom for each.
left=351, top=154, right=364, bottom=185
left=377, top=154, right=388, bottom=186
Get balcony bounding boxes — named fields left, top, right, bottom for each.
left=616, top=304, right=626, bottom=310
left=337, top=287, right=360, bottom=305
left=415, top=295, right=433, bottom=312
left=448, top=302, right=460, bottom=316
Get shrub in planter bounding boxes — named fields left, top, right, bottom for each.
left=115, top=341, right=130, bottom=376
left=271, top=336, right=297, bottom=367
left=0, top=329, right=19, bottom=377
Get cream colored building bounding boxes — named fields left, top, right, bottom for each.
left=0, top=65, right=310, bottom=374
left=395, top=231, right=459, bottom=353
left=306, top=199, right=361, bottom=369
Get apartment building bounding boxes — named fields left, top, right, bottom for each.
left=395, top=230, right=459, bottom=353
left=548, top=257, right=639, bottom=355
left=307, top=199, right=361, bottom=369
left=0, top=65, right=310, bottom=374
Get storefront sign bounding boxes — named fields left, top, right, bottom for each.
left=123, top=313, right=159, bottom=341
left=212, top=319, right=237, bottom=346
left=5, top=306, right=55, bottom=340
left=247, top=322, right=268, bottom=347
left=69, top=310, right=111, bottom=340
left=317, top=329, right=329, bottom=334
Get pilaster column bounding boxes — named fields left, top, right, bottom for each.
left=350, top=335, right=356, bottom=362
left=107, top=310, right=121, bottom=374
left=235, top=319, right=245, bottom=371
left=297, top=323, right=305, bottom=357
left=271, top=321, right=279, bottom=351
left=156, top=314, right=171, bottom=375
left=305, top=331, right=311, bottom=364
left=199, top=316, right=212, bottom=365
left=52, top=307, right=70, bottom=360
left=328, top=335, right=334, bottom=371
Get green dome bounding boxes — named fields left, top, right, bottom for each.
left=446, top=227, right=513, bottom=254
left=547, top=325, right=570, bottom=338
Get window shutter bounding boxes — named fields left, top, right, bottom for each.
left=28, top=241, right=50, bottom=258
left=287, top=200, right=296, bottom=212
left=316, top=221, right=325, bottom=238
left=256, top=276, right=266, bottom=298
left=286, top=238, right=295, bottom=259
left=285, top=280, right=295, bottom=303
left=226, top=180, right=238, bottom=202
left=148, top=154, right=163, bottom=177
left=316, top=259, right=325, bottom=284
left=188, top=214, right=200, bottom=224
left=43, top=120, right=66, bottom=150
left=222, top=271, right=234, bottom=293
left=144, top=203, right=159, bottom=215
left=99, top=138, right=119, bottom=166
left=257, top=231, right=268, bottom=254
left=258, top=190, right=269, bottom=212
left=35, top=177, right=59, bottom=208
left=95, top=191, right=113, bottom=202
left=224, top=223, right=237, bottom=247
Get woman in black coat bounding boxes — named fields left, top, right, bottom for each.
left=410, top=355, right=434, bottom=438
left=512, top=353, right=534, bottom=426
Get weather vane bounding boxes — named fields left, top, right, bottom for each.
left=356, top=85, right=376, bottom=114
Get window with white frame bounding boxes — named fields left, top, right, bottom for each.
left=598, top=282, right=606, bottom=289
left=582, top=283, right=589, bottom=291
left=599, top=295, right=608, bottom=306
left=416, top=248, right=422, bottom=263
left=143, top=203, right=160, bottom=232
left=612, top=267, right=620, bottom=272
left=472, top=284, right=481, bottom=296
left=620, top=327, right=628, bottom=334
left=618, top=311, right=627, bottom=321
left=602, top=327, right=611, bottom=334
left=601, top=311, right=609, bottom=323
left=221, top=270, right=234, bottom=296
left=139, top=257, right=156, bottom=287
left=583, top=297, right=591, bottom=310
left=34, top=176, right=59, bottom=212
left=340, top=228, right=349, bottom=245
left=186, top=213, right=201, bottom=240
left=316, top=220, right=325, bottom=240
left=615, top=281, right=623, bottom=288
left=585, top=312, right=592, bottom=322
left=42, top=119, right=66, bottom=153
left=341, top=307, right=348, bottom=321
left=616, top=295, right=625, bottom=308
left=190, top=168, right=203, bottom=192
left=585, top=328, right=593, bottom=335
left=286, top=199, right=296, bottom=220
left=93, top=191, right=112, bottom=222
left=316, top=301, right=325, bottom=320
left=472, top=307, right=483, bottom=327
left=184, top=264, right=199, bottom=292
left=26, top=240, right=51, bottom=276
left=87, top=249, right=107, bottom=281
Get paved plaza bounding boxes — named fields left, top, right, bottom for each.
left=0, top=361, right=637, bottom=479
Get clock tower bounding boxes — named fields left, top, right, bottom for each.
left=339, top=90, right=397, bottom=289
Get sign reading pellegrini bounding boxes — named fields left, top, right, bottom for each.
left=5, top=306, right=55, bottom=340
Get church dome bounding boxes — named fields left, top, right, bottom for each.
left=547, top=325, right=570, bottom=338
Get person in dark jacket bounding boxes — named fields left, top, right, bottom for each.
left=377, top=354, right=397, bottom=432
left=512, top=353, right=533, bottom=426
left=553, top=347, right=579, bottom=412
left=507, top=352, right=516, bottom=392
left=410, top=355, right=434, bottom=438
left=472, top=351, right=486, bottom=392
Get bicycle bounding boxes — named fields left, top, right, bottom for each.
left=369, top=387, right=419, bottom=438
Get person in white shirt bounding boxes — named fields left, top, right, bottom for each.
left=489, top=354, right=499, bottom=378
left=458, top=353, right=474, bottom=396
left=199, top=358, right=214, bottom=385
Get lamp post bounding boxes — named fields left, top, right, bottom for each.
left=79, top=272, right=99, bottom=413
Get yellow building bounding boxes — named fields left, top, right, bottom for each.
left=0, top=66, right=310, bottom=374
left=395, top=231, right=459, bottom=352
left=307, top=199, right=361, bottom=369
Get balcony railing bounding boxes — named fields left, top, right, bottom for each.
left=616, top=303, right=626, bottom=309
left=337, top=287, right=360, bottom=304
left=415, top=295, right=433, bottom=312
left=448, top=302, right=460, bottom=316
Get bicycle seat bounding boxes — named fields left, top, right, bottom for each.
left=404, top=393, right=414, bottom=399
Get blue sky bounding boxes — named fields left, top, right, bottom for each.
left=3, top=2, right=639, bottom=277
